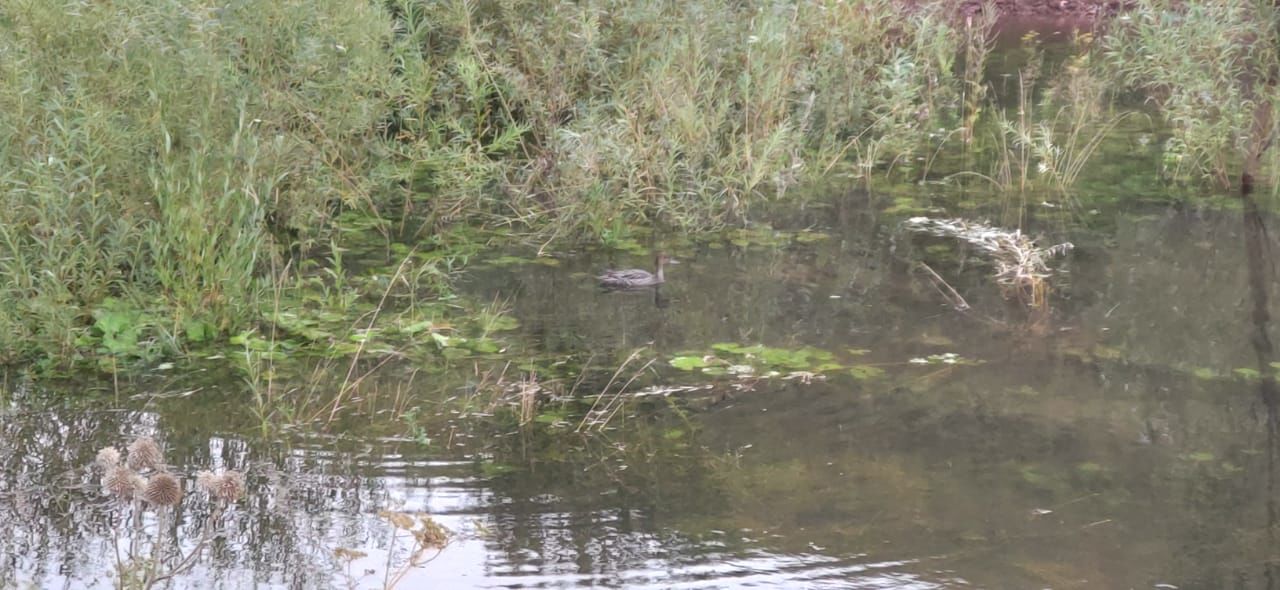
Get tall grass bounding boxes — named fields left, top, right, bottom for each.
left=0, top=0, right=966, bottom=365
left=1102, top=0, right=1280, bottom=187
left=0, top=0, right=400, bottom=363
left=388, top=0, right=962, bottom=231
left=952, top=32, right=1128, bottom=200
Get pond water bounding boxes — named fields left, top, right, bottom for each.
left=6, top=185, right=1280, bottom=589
left=5, top=24, right=1280, bottom=590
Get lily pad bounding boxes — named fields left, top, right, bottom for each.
left=670, top=356, right=712, bottom=371
left=1191, top=367, right=1218, bottom=381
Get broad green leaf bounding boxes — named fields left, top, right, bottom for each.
left=670, top=355, right=711, bottom=370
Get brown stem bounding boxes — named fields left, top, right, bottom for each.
left=143, top=504, right=224, bottom=590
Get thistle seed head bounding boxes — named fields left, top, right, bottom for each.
left=143, top=472, right=182, bottom=507
left=95, top=447, right=121, bottom=471
left=126, top=437, right=163, bottom=472
left=214, top=471, right=246, bottom=503
left=197, top=470, right=246, bottom=503
left=196, top=470, right=216, bottom=492
left=103, top=465, right=145, bottom=501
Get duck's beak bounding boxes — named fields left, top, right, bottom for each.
left=666, top=259, right=680, bottom=265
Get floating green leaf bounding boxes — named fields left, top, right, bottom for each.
left=466, top=338, right=500, bottom=354
left=1019, top=466, right=1049, bottom=486
left=849, top=365, right=885, bottom=380
left=1233, top=367, right=1262, bottom=380
left=1076, top=462, right=1104, bottom=474
left=479, top=462, right=516, bottom=477
left=1191, top=367, right=1218, bottom=380
left=793, top=230, right=831, bottom=244
left=670, top=356, right=711, bottom=370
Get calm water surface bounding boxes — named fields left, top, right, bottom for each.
left=5, top=185, right=1280, bottom=588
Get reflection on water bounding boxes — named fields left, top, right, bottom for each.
left=7, top=192, right=1280, bottom=588
left=1242, top=175, right=1279, bottom=590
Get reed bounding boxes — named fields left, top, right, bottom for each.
left=1102, top=0, right=1280, bottom=188
left=0, top=0, right=969, bottom=365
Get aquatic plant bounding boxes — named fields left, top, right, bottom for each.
left=379, top=511, right=450, bottom=589
left=0, top=0, right=406, bottom=364
left=670, top=343, right=846, bottom=381
left=956, top=3, right=999, bottom=147
left=957, top=31, right=1131, bottom=197
left=903, top=216, right=1073, bottom=307
left=93, top=436, right=247, bottom=590
left=332, top=511, right=450, bottom=590
left=400, top=0, right=964, bottom=231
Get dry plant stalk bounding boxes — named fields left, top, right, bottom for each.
left=94, top=436, right=248, bottom=589
left=903, top=216, right=1073, bottom=308
left=379, top=511, right=450, bottom=589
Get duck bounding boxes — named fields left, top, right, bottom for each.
left=597, top=253, right=678, bottom=289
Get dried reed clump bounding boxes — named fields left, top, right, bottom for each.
left=126, top=437, right=164, bottom=472
left=903, top=217, right=1074, bottom=306
left=144, top=472, right=183, bottom=507
left=380, top=510, right=449, bottom=549
left=197, top=470, right=246, bottom=503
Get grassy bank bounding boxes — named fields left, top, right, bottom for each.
left=1102, top=0, right=1279, bottom=189
left=4, top=0, right=1274, bottom=369
left=0, top=0, right=964, bottom=366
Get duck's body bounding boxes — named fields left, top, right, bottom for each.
left=597, top=254, right=674, bottom=289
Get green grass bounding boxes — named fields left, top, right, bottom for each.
left=386, top=0, right=962, bottom=230
left=0, top=0, right=966, bottom=367
left=0, top=0, right=400, bottom=364
left=1102, top=0, right=1280, bottom=187
left=11, top=0, right=1270, bottom=370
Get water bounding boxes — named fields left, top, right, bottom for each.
left=4, top=22, right=1280, bottom=589
left=5, top=183, right=1280, bottom=588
